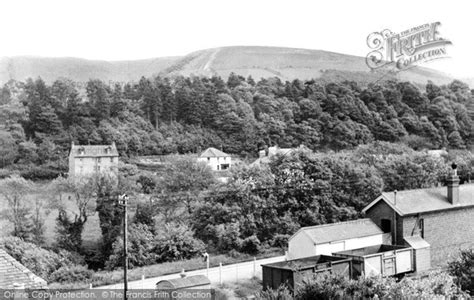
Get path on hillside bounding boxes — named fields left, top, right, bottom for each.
left=94, top=255, right=286, bottom=289
left=202, top=48, right=220, bottom=72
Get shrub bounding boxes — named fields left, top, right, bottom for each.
left=257, top=285, right=292, bottom=300
left=105, top=223, right=158, bottom=270
left=448, top=249, right=474, bottom=294
left=154, top=222, right=206, bottom=262
left=240, top=235, right=261, bottom=254
left=271, top=234, right=289, bottom=248
left=50, top=265, right=93, bottom=283
left=20, top=165, right=60, bottom=180
left=0, top=237, right=84, bottom=281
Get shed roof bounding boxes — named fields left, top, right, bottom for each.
left=290, top=218, right=383, bottom=245
left=0, top=249, right=47, bottom=289
left=70, top=143, right=118, bottom=157
left=199, top=147, right=229, bottom=158
left=335, top=244, right=408, bottom=257
left=155, top=275, right=210, bottom=289
left=363, top=184, right=474, bottom=216
left=404, top=236, right=430, bottom=250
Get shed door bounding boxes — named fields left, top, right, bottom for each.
left=383, top=257, right=395, bottom=276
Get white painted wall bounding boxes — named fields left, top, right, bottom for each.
left=69, top=156, right=118, bottom=178
left=288, top=233, right=384, bottom=259
left=287, top=232, right=315, bottom=259
left=197, top=156, right=231, bottom=171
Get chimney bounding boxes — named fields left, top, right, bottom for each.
left=394, top=190, right=397, bottom=206
left=258, top=149, right=266, bottom=158
left=447, top=162, right=460, bottom=205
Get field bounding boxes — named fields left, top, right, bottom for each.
left=0, top=182, right=102, bottom=248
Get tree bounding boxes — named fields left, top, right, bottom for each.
left=105, top=223, right=157, bottom=269
left=49, top=176, right=97, bottom=252
left=154, top=222, right=205, bottom=262
left=158, top=158, right=216, bottom=215
left=86, top=79, right=111, bottom=122
left=0, top=176, right=35, bottom=241
left=0, top=130, right=17, bottom=168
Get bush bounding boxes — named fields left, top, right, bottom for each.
left=105, top=223, right=158, bottom=270
left=50, top=265, right=93, bottom=283
left=294, top=271, right=464, bottom=299
left=271, top=234, right=289, bottom=248
left=20, top=165, right=60, bottom=180
left=448, top=249, right=474, bottom=294
left=257, top=285, right=292, bottom=300
left=154, top=222, right=205, bottom=262
left=0, top=237, right=84, bottom=281
left=240, top=235, right=261, bottom=254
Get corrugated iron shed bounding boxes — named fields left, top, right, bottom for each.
left=156, top=275, right=210, bottom=289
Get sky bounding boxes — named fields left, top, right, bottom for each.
left=1, top=0, right=473, bottom=78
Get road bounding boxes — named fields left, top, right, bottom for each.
left=95, top=255, right=286, bottom=289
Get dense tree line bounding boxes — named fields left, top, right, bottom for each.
left=0, top=75, right=473, bottom=181
left=1, top=74, right=474, bottom=285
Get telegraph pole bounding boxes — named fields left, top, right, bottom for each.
left=118, top=194, right=129, bottom=300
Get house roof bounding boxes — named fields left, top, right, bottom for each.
left=362, top=183, right=474, bottom=216
left=0, top=249, right=47, bottom=289
left=155, top=275, right=210, bottom=289
left=70, top=143, right=118, bottom=157
left=290, top=218, right=383, bottom=245
left=199, top=147, right=229, bottom=158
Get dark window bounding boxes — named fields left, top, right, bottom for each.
left=381, top=219, right=391, bottom=233
left=418, top=218, right=424, bottom=238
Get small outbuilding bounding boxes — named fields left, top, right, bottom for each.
left=333, top=244, right=414, bottom=277
left=156, top=274, right=210, bottom=290
left=262, top=255, right=352, bottom=291
left=156, top=275, right=211, bottom=300
left=404, top=236, right=431, bottom=273
left=288, top=219, right=388, bottom=260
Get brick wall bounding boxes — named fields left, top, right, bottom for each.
left=365, top=201, right=402, bottom=244
left=402, top=208, right=474, bottom=266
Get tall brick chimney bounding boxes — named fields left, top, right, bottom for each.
left=447, top=162, right=460, bottom=205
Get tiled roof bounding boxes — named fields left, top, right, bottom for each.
left=290, top=218, right=383, bottom=244
left=199, top=147, right=229, bottom=158
left=363, top=183, right=474, bottom=216
left=70, top=143, right=118, bottom=157
left=0, top=249, right=47, bottom=289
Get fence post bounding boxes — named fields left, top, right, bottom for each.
left=219, top=262, right=222, bottom=285
left=89, top=283, right=92, bottom=289
left=253, top=257, right=256, bottom=277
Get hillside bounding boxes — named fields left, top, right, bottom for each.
left=0, top=56, right=180, bottom=84
left=0, top=46, right=459, bottom=85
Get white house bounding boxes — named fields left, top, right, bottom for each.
left=197, top=147, right=231, bottom=171
left=288, top=219, right=388, bottom=260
